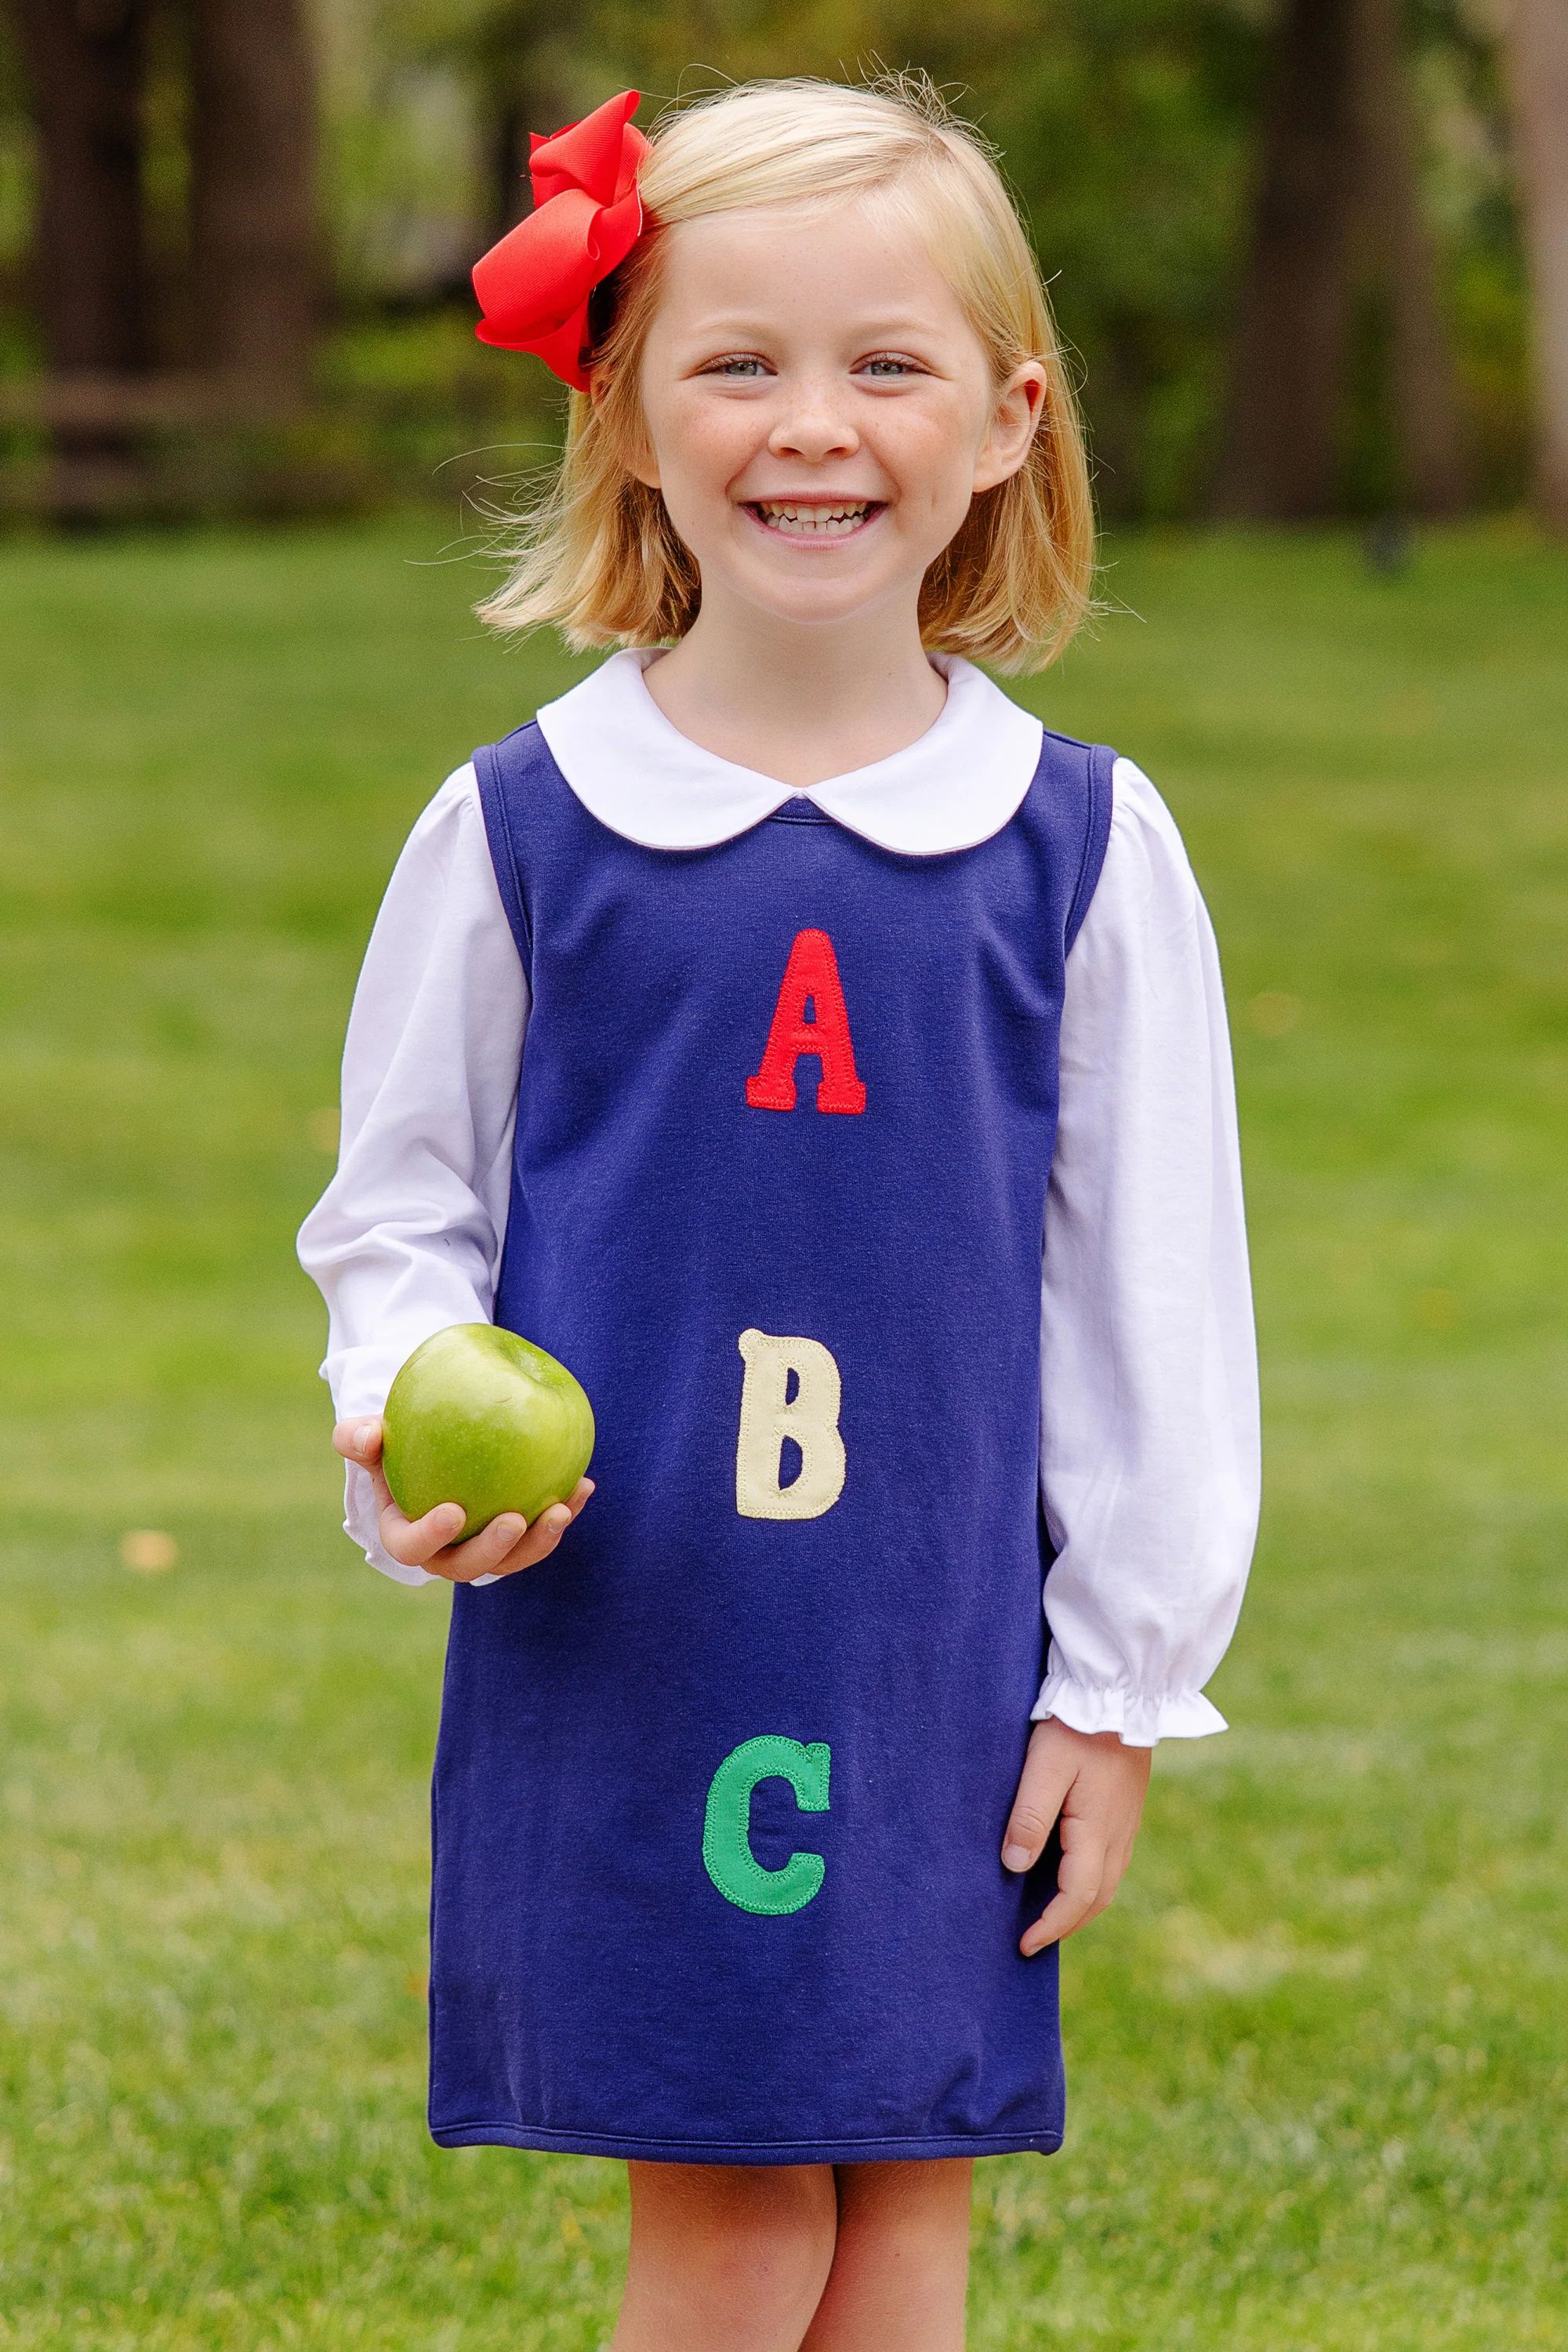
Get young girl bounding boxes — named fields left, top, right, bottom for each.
left=299, top=74, right=1258, bottom=2351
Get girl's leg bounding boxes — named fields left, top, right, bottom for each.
left=798, top=2159, right=973, bottom=2352
left=611, top=2160, right=838, bottom=2352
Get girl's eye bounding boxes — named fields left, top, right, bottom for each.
left=860, top=355, right=920, bottom=379
left=704, top=354, right=770, bottom=379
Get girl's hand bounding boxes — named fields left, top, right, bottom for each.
left=1002, top=1719, right=1152, bottom=1956
left=332, top=1416, right=595, bottom=1584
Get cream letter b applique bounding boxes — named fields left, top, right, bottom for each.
left=735, top=1328, right=846, bottom=1519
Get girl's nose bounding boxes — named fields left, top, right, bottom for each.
left=767, top=389, right=859, bottom=464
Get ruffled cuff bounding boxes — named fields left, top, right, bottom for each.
left=1030, top=1668, right=1229, bottom=1748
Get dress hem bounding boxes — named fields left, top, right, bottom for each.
left=429, top=2119, right=1065, bottom=2164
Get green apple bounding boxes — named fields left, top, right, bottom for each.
left=381, top=1323, right=595, bottom=1541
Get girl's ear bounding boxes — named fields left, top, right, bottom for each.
left=971, top=361, right=1047, bottom=496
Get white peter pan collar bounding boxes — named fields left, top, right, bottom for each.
left=532, top=647, right=1045, bottom=856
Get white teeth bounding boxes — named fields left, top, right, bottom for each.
left=753, top=501, right=873, bottom=535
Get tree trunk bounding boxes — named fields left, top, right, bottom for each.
left=1214, top=0, right=1362, bottom=517
left=188, top=0, right=317, bottom=398
left=481, top=39, right=579, bottom=242
left=8, top=0, right=151, bottom=374
left=489, top=93, right=532, bottom=243
left=1500, top=0, right=1568, bottom=527
left=1350, top=0, right=1468, bottom=512
left=1216, top=0, right=1468, bottom=518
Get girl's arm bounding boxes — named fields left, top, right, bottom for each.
left=1004, top=756, right=1261, bottom=1947
left=296, top=766, right=534, bottom=1584
left=1036, top=754, right=1259, bottom=1740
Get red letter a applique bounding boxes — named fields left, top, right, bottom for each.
left=746, top=927, right=866, bottom=1113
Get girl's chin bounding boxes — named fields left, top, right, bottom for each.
left=733, top=568, right=903, bottom=621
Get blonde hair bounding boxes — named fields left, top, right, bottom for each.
left=477, top=74, right=1094, bottom=673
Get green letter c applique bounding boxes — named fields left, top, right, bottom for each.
left=702, top=1736, right=832, bottom=1915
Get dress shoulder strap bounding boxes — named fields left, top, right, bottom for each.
left=471, top=718, right=575, bottom=965
left=1015, top=724, right=1116, bottom=955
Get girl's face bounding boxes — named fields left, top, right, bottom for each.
left=626, top=197, right=1045, bottom=637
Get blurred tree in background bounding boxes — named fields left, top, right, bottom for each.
left=0, top=0, right=1558, bottom=525
left=1214, top=0, right=1468, bottom=519
left=1, top=0, right=317, bottom=514
left=1500, top=0, right=1568, bottom=524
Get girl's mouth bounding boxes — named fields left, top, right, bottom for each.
left=743, top=499, right=884, bottom=541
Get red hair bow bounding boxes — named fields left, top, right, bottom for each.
left=472, top=89, right=650, bottom=390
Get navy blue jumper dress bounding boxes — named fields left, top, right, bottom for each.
left=427, top=711, right=1114, bottom=2164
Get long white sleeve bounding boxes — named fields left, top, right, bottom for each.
left=1033, top=759, right=1260, bottom=1745
left=296, top=765, right=528, bottom=1585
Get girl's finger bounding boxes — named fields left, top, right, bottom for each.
left=333, top=1416, right=384, bottom=1465
left=477, top=1482, right=597, bottom=1577
left=1079, top=1857, right=1129, bottom=1926
left=510, top=1501, right=579, bottom=1568
left=381, top=1499, right=466, bottom=1566
left=332, top=1418, right=400, bottom=1522
left=424, top=1478, right=597, bottom=1582
left=1000, top=1733, right=1076, bottom=1872
left=1021, top=1836, right=1108, bottom=1956
left=436, top=1512, right=531, bottom=1583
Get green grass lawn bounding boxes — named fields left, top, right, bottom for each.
left=1, top=515, right=1565, bottom=2350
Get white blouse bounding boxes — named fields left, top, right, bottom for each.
left=297, top=650, right=1260, bottom=1747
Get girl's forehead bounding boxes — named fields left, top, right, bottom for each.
left=653, top=198, right=966, bottom=328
